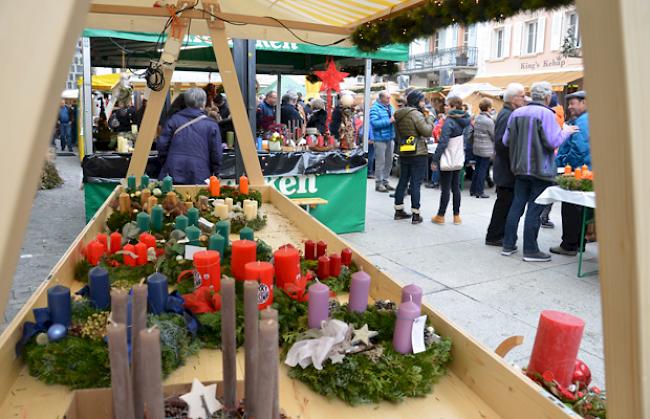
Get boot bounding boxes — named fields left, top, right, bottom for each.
left=453, top=215, right=462, bottom=225
left=431, top=215, right=445, bottom=225
left=394, top=209, right=411, bottom=220
left=412, top=213, right=423, bottom=224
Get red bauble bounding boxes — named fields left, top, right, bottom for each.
left=572, top=359, right=592, bottom=387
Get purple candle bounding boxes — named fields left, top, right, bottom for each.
left=393, top=301, right=420, bottom=354
left=308, top=282, right=329, bottom=329
left=401, top=284, right=423, bottom=310
left=348, top=271, right=371, bottom=313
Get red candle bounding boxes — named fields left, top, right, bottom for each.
left=86, top=240, right=104, bottom=266
left=244, top=261, right=275, bottom=310
left=209, top=176, right=221, bottom=197
left=304, top=240, right=316, bottom=260
left=139, top=232, right=157, bottom=250
left=123, top=243, right=136, bottom=267
left=273, top=247, right=300, bottom=289
left=135, top=242, right=148, bottom=266
left=527, top=310, right=585, bottom=388
left=341, top=248, right=353, bottom=266
left=317, top=135, right=324, bottom=147
left=110, top=232, right=122, bottom=254
left=317, top=255, right=330, bottom=279
left=239, top=175, right=249, bottom=195
left=329, top=253, right=342, bottom=277
left=193, top=250, right=221, bottom=291
left=316, top=240, right=327, bottom=258
left=230, top=240, right=257, bottom=280
left=96, top=233, right=108, bottom=254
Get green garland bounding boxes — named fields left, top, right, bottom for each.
left=196, top=187, right=263, bottom=209
left=351, top=0, right=574, bottom=52
left=556, top=175, right=594, bottom=192
left=74, top=258, right=155, bottom=286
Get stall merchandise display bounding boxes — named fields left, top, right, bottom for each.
left=557, top=165, right=594, bottom=192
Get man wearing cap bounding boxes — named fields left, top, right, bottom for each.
left=551, top=90, right=591, bottom=256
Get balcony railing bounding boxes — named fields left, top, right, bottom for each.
left=403, top=46, right=478, bottom=73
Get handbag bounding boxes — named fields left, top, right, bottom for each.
left=396, top=109, right=418, bottom=155
left=440, top=134, right=465, bottom=171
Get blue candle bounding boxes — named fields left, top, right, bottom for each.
left=47, top=285, right=71, bottom=327
left=136, top=211, right=150, bottom=232
left=186, top=225, right=201, bottom=245
left=127, top=175, right=137, bottom=191
left=147, top=272, right=169, bottom=315
left=162, top=175, right=173, bottom=193
left=175, top=215, right=188, bottom=232
left=151, top=205, right=163, bottom=232
left=140, top=174, right=150, bottom=189
left=187, top=207, right=199, bottom=227
left=216, top=220, right=230, bottom=247
left=208, top=233, right=226, bottom=257
left=239, top=226, right=254, bottom=241
left=89, top=267, right=111, bottom=310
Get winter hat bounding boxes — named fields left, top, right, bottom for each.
left=406, top=90, right=424, bottom=107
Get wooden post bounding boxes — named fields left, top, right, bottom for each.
left=203, top=0, right=264, bottom=186
left=0, top=0, right=90, bottom=316
left=126, top=1, right=190, bottom=179
left=577, top=0, right=650, bottom=417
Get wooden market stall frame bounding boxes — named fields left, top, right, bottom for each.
left=1, top=0, right=647, bottom=417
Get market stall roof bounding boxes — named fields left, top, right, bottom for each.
left=85, top=29, right=408, bottom=74
left=470, top=71, right=584, bottom=91
left=87, top=0, right=425, bottom=47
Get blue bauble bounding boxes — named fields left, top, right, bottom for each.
left=47, top=324, right=67, bottom=342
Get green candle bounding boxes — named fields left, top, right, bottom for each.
left=186, top=226, right=201, bottom=245
left=162, top=176, right=173, bottom=193
left=140, top=174, right=150, bottom=189
left=208, top=233, right=226, bottom=257
left=240, top=226, right=254, bottom=241
left=136, top=211, right=150, bottom=232
left=216, top=220, right=231, bottom=247
left=127, top=175, right=137, bottom=191
left=151, top=205, right=163, bottom=232
left=187, top=207, right=199, bottom=227
left=175, top=215, right=188, bottom=232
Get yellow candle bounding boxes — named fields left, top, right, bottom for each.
left=166, top=192, right=178, bottom=206
left=146, top=196, right=158, bottom=214
left=140, top=189, right=151, bottom=206
left=119, top=193, right=131, bottom=214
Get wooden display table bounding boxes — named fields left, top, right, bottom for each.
left=0, top=186, right=570, bottom=418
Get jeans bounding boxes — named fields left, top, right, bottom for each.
left=394, top=155, right=427, bottom=211
left=470, top=156, right=490, bottom=196
left=367, top=142, right=375, bottom=176
left=60, top=122, right=72, bottom=151
left=503, top=176, right=553, bottom=255
left=438, top=170, right=461, bottom=216
left=374, top=140, right=394, bottom=185
left=486, top=186, right=514, bottom=242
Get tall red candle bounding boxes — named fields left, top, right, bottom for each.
left=110, top=232, right=122, bottom=254
left=317, top=255, right=330, bottom=279
left=86, top=240, right=104, bottom=266
left=139, top=233, right=156, bottom=250
left=230, top=240, right=257, bottom=280
left=135, top=242, right=148, bottom=266
left=244, top=261, right=274, bottom=310
left=316, top=241, right=327, bottom=258
left=527, top=310, right=585, bottom=388
left=273, top=247, right=300, bottom=289
left=96, top=233, right=108, bottom=254
left=341, top=248, right=353, bottom=266
left=304, top=240, right=316, bottom=260
left=193, top=250, right=221, bottom=291
left=123, top=243, right=137, bottom=267
left=329, top=253, right=342, bottom=277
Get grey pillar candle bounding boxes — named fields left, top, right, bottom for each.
left=244, top=280, right=259, bottom=417
left=221, top=276, right=238, bottom=410
left=131, top=284, right=148, bottom=419
left=257, top=318, right=279, bottom=419
left=140, top=327, right=164, bottom=419
left=260, top=307, right=278, bottom=322
left=110, top=289, right=128, bottom=324
left=107, top=323, right=135, bottom=419
left=260, top=308, right=279, bottom=419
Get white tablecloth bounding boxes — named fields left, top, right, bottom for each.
left=535, top=186, right=596, bottom=208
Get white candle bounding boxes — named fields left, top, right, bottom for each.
left=225, top=197, right=234, bottom=211
left=243, top=201, right=258, bottom=221
left=214, top=204, right=229, bottom=220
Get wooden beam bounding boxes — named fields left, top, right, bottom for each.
left=203, top=0, right=264, bottom=186
left=576, top=0, right=650, bottom=417
left=89, top=3, right=352, bottom=36
left=127, top=2, right=190, bottom=178
left=0, top=0, right=90, bottom=316
left=345, top=0, right=426, bottom=29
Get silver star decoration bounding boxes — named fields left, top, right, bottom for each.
left=351, top=324, right=378, bottom=346
left=179, top=378, right=222, bottom=419
left=329, top=353, right=345, bottom=364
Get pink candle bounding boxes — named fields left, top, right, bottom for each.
left=348, top=271, right=371, bottom=313
left=393, top=301, right=420, bottom=354
left=341, top=248, right=353, bottom=266
left=329, top=253, right=342, bottom=277
left=527, top=310, right=585, bottom=387
left=308, top=282, right=329, bottom=329
left=401, top=284, right=423, bottom=310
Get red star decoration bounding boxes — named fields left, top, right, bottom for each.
left=314, top=59, right=349, bottom=93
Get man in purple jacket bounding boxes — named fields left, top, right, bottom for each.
left=501, top=82, right=578, bottom=262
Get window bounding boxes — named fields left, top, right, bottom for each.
left=493, top=28, right=504, bottom=58
left=433, top=31, right=440, bottom=53
left=565, top=11, right=581, bottom=48
left=463, top=27, right=469, bottom=48
left=524, top=20, right=538, bottom=54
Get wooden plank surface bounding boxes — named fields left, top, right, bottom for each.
left=290, top=198, right=329, bottom=206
